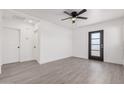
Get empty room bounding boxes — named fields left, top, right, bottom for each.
left=0, top=9, right=124, bottom=84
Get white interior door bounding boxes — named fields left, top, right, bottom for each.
left=33, top=31, right=39, bottom=61
left=2, top=27, right=20, bottom=64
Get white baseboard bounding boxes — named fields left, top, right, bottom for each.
left=20, top=59, right=34, bottom=62
left=39, top=56, right=72, bottom=65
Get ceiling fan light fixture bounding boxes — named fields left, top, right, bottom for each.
left=62, top=9, right=88, bottom=23
left=72, top=17, right=76, bottom=21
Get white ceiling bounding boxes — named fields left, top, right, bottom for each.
left=14, top=9, right=124, bottom=29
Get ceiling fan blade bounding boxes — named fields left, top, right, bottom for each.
left=77, top=9, right=87, bottom=16
left=77, top=16, right=88, bottom=19
left=64, top=11, right=72, bottom=16
left=61, top=17, right=72, bottom=21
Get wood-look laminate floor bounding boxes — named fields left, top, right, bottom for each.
left=0, top=57, right=124, bottom=84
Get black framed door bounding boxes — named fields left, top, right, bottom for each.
left=89, top=30, right=104, bottom=61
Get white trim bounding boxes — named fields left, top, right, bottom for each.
left=39, top=56, right=72, bottom=65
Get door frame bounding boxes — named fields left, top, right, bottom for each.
left=88, top=30, right=104, bottom=61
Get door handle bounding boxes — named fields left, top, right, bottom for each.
left=17, top=46, right=20, bottom=48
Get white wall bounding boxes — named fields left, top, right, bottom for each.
left=39, top=20, right=72, bottom=64
left=73, top=18, right=124, bottom=64
left=123, top=24, right=124, bottom=63
left=0, top=10, right=2, bottom=73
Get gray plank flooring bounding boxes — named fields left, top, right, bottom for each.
left=0, top=57, right=124, bottom=84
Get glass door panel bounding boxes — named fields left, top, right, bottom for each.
left=91, top=39, right=100, bottom=44
left=91, top=45, right=100, bottom=50
left=91, top=33, right=100, bottom=38
left=91, top=51, right=100, bottom=56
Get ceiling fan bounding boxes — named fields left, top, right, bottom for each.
left=61, top=9, right=88, bottom=23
